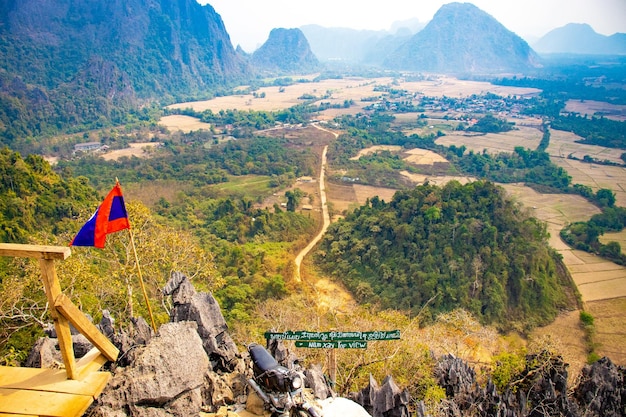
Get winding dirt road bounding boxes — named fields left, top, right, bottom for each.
left=294, top=124, right=338, bottom=281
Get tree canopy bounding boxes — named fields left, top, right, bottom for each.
left=315, top=181, right=572, bottom=332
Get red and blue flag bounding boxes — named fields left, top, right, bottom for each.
left=70, top=182, right=130, bottom=248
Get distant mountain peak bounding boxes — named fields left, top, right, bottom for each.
left=384, top=2, right=540, bottom=73
left=252, top=28, right=320, bottom=73
left=533, top=23, right=626, bottom=55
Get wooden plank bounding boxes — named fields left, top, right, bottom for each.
left=0, top=243, right=71, bottom=260
left=54, top=294, right=119, bottom=362
left=39, top=259, right=77, bottom=380
left=0, top=387, right=92, bottom=417
left=0, top=366, right=111, bottom=397
left=76, top=348, right=109, bottom=379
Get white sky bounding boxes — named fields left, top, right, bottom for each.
left=201, top=0, right=626, bottom=52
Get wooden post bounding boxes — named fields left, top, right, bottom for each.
left=39, top=257, right=78, bottom=380
left=328, top=348, right=337, bottom=388
left=128, top=229, right=157, bottom=332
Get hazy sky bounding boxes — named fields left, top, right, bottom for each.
left=201, top=0, right=626, bottom=52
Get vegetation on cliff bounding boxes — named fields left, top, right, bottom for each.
left=315, top=181, right=572, bottom=332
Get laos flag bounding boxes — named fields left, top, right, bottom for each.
left=70, top=182, right=130, bottom=248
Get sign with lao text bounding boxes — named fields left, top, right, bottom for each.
left=295, top=340, right=368, bottom=349
left=265, top=330, right=400, bottom=343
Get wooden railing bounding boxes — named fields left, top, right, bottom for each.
left=0, top=243, right=119, bottom=380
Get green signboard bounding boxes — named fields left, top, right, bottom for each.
left=265, top=330, right=400, bottom=342
left=295, top=341, right=368, bottom=349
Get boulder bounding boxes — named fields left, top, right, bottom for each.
left=91, top=321, right=209, bottom=416
left=165, top=272, right=240, bottom=372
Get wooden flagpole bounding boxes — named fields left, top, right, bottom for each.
left=128, top=228, right=157, bottom=333
left=116, top=178, right=157, bottom=332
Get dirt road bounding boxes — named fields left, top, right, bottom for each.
left=294, top=124, right=338, bottom=281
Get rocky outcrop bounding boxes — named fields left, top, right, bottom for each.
left=252, top=28, right=320, bottom=74
left=165, top=271, right=240, bottom=372
left=431, top=352, right=626, bottom=417
left=352, top=374, right=410, bottom=417
left=573, top=357, right=626, bottom=417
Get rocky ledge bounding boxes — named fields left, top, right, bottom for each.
left=26, top=272, right=625, bottom=417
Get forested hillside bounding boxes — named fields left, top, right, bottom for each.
left=316, top=181, right=572, bottom=331
left=0, top=0, right=249, bottom=151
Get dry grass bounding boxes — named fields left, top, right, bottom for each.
left=101, top=142, right=161, bottom=161
left=587, top=298, right=626, bottom=364
left=565, top=99, right=626, bottom=121
left=599, top=230, right=626, bottom=254
left=549, top=157, right=626, bottom=207
left=350, top=145, right=402, bottom=160
left=403, top=148, right=449, bottom=164
left=159, top=115, right=212, bottom=132
left=547, top=129, right=625, bottom=164
left=530, top=310, right=587, bottom=381
left=435, top=126, right=544, bottom=154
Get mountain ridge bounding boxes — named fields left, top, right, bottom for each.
left=533, top=23, right=626, bottom=55
left=383, top=2, right=541, bottom=73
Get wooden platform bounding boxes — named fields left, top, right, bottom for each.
left=0, top=364, right=111, bottom=416
left=0, top=244, right=118, bottom=417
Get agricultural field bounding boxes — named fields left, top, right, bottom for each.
left=434, top=125, right=544, bottom=154
left=496, top=185, right=626, bottom=367
left=174, top=75, right=625, bottom=368
left=547, top=129, right=625, bottom=164
left=565, top=99, right=626, bottom=122
left=159, top=115, right=212, bottom=133
left=168, top=75, right=541, bottom=121
left=101, top=142, right=161, bottom=161
left=600, top=230, right=626, bottom=254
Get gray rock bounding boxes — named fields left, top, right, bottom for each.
left=24, top=337, right=62, bottom=368
left=166, top=272, right=240, bottom=372
left=573, top=357, right=626, bottom=417
left=91, top=321, right=209, bottom=416
left=305, top=364, right=333, bottom=400
left=352, top=374, right=410, bottom=417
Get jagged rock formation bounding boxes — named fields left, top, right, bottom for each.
left=352, top=374, right=410, bottom=417
left=384, top=2, right=540, bottom=73
left=432, top=353, right=626, bottom=417
left=26, top=273, right=625, bottom=416
left=165, top=271, right=240, bottom=372
left=533, top=23, right=626, bottom=55
left=252, top=28, right=321, bottom=74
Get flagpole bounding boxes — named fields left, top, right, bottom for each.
left=128, top=228, right=157, bottom=333
left=114, top=178, right=157, bottom=333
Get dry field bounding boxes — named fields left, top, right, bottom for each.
left=101, top=142, right=161, bottom=161
left=403, top=148, right=449, bottom=165
left=435, top=125, right=544, bottom=154
left=399, top=171, right=474, bottom=186
left=599, top=230, right=626, bottom=253
left=350, top=145, right=402, bottom=160
left=565, top=99, right=626, bottom=121
left=159, top=115, right=212, bottom=132
left=547, top=129, right=625, bottom=164
left=551, top=158, right=626, bottom=207
left=167, top=75, right=541, bottom=122
left=500, top=184, right=626, bottom=366
left=400, top=76, right=540, bottom=98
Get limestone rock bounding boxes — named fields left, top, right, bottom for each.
left=305, top=364, right=332, bottom=400
left=573, top=357, right=626, bottom=417
left=91, top=321, right=209, bottom=416
left=353, top=374, right=410, bottom=417
left=166, top=272, right=240, bottom=372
